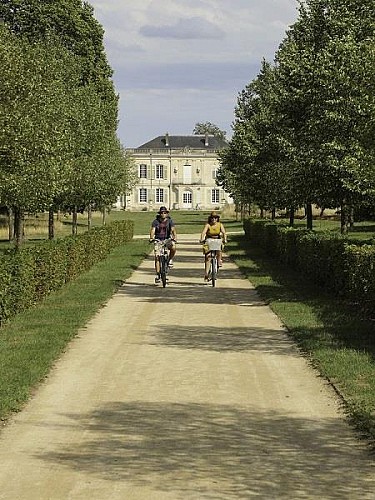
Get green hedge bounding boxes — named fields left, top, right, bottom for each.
left=0, top=220, right=134, bottom=325
left=243, top=219, right=375, bottom=311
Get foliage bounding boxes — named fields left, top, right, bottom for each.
left=243, top=218, right=375, bottom=312
left=0, top=220, right=134, bottom=325
left=193, top=122, right=227, bottom=140
left=220, top=0, right=375, bottom=232
left=0, top=1, right=129, bottom=245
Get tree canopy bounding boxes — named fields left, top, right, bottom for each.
left=193, top=122, right=227, bottom=140
left=0, top=1, right=134, bottom=244
left=217, top=0, right=375, bottom=231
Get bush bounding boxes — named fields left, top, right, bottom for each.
left=243, top=218, right=375, bottom=312
left=0, top=220, right=134, bottom=325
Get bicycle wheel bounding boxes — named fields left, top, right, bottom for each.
left=211, top=253, right=217, bottom=287
left=160, top=254, right=167, bottom=287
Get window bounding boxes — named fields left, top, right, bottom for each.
left=139, top=188, right=147, bottom=203
left=156, top=188, right=164, bottom=203
left=183, top=192, right=192, bottom=204
left=156, top=164, right=164, bottom=179
left=211, top=189, right=220, bottom=204
left=139, top=164, right=147, bottom=178
left=212, top=168, right=218, bottom=179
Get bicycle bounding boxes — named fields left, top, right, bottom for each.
left=151, top=238, right=174, bottom=287
left=205, top=238, right=222, bottom=287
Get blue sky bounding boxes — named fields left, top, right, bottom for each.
left=88, top=0, right=299, bottom=147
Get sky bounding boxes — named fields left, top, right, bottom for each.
left=88, top=0, right=300, bottom=148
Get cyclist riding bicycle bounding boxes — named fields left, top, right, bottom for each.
left=200, top=211, right=227, bottom=282
left=150, top=206, right=177, bottom=284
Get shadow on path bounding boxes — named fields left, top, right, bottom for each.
left=37, top=401, right=375, bottom=499
left=145, top=324, right=297, bottom=355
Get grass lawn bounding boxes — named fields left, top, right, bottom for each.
left=226, top=235, right=375, bottom=446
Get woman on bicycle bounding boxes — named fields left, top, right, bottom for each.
left=200, top=211, right=227, bottom=282
left=150, top=206, right=177, bottom=283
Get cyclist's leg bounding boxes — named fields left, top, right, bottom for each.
left=154, top=243, right=161, bottom=277
left=218, top=250, right=223, bottom=267
left=166, top=239, right=176, bottom=267
left=204, top=251, right=210, bottom=280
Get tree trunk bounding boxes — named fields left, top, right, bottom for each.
left=87, top=204, right=92, bottom=231
left=14, top=207, right=24, bottom=248
left=340, top=202, right=349, bottom=234
left=102, top=208, right=106, bottom=225
left=306, top=203, right=313, bottom=230
left=48, top=207, right=54, bottom=239
left=72, top=206, right=78, bottom=236
left=289, top=207, right=295, bottom=227
left=271, top=207, right=276, bottom=220
left=349, top=206, right=354, bottom=228
left=7, top=206, right=14, bottom=242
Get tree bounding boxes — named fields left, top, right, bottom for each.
left=193, top=122, right=227, bottom=140
left=0, top=1, right=122, bottom=242
left=0, top=28, right=83, bottom=245
left=275, top=0, right=375, bottom=232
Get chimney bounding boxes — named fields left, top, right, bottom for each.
left=204, top=133, right=209, bottom=147
left=165, top=133, right=169, bottom=147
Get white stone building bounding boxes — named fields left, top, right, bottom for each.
left=119, top=133, right=232, bottom=211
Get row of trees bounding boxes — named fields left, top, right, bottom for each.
left=0, top=1, right=135, bottom=245
left=218, top=0, right=375, bottom=232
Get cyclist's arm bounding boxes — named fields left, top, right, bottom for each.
left=150, top=225, right=156, bottom=241
left=171, top=225, right=177, bottom=241
left=220, top=223, right=227, bottom=243
left=200, top=223, right=209, bottom=242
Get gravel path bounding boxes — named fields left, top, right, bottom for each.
left=0, top=234, right=374, bottom=499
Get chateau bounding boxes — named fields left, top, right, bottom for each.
left=120, top=133, right=232, bottom=211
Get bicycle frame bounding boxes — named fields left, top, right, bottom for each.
left=153, top=238, right=172, bottom=287
left=206, top=238, right=222, bottom=287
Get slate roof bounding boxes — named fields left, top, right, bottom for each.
left=136, top=135, right=228, bottom=150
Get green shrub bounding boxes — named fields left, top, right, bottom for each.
left=243, top=218, right=375, bottom=312
left=0, top=220, right=134, bottom=325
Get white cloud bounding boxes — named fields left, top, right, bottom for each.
left=140, top=17, right=225, bottom=40
left=88, top=0, right=299, bottom=146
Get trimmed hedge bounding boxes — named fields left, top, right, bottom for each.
left=0, top=220, right=134, bottom=325
left=243, top=219, right=375, bottom=312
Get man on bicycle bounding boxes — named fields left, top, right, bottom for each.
left=149, top=206, right=177, bottom=283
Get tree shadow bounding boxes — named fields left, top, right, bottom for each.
left=146, top=324, right=299, bottom=355
left=119, top=277, right=265, bottom=306
left=36, top=401, right=375, bottom=499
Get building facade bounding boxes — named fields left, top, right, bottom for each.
left=119, top=134, right=232, bottom=211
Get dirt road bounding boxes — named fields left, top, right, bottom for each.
left=0, top=234, right=374, bottom=499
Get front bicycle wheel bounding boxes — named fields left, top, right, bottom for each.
left=211, top=254, right=217, bottom=287
left=160, top=255, right=167, bottom=287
